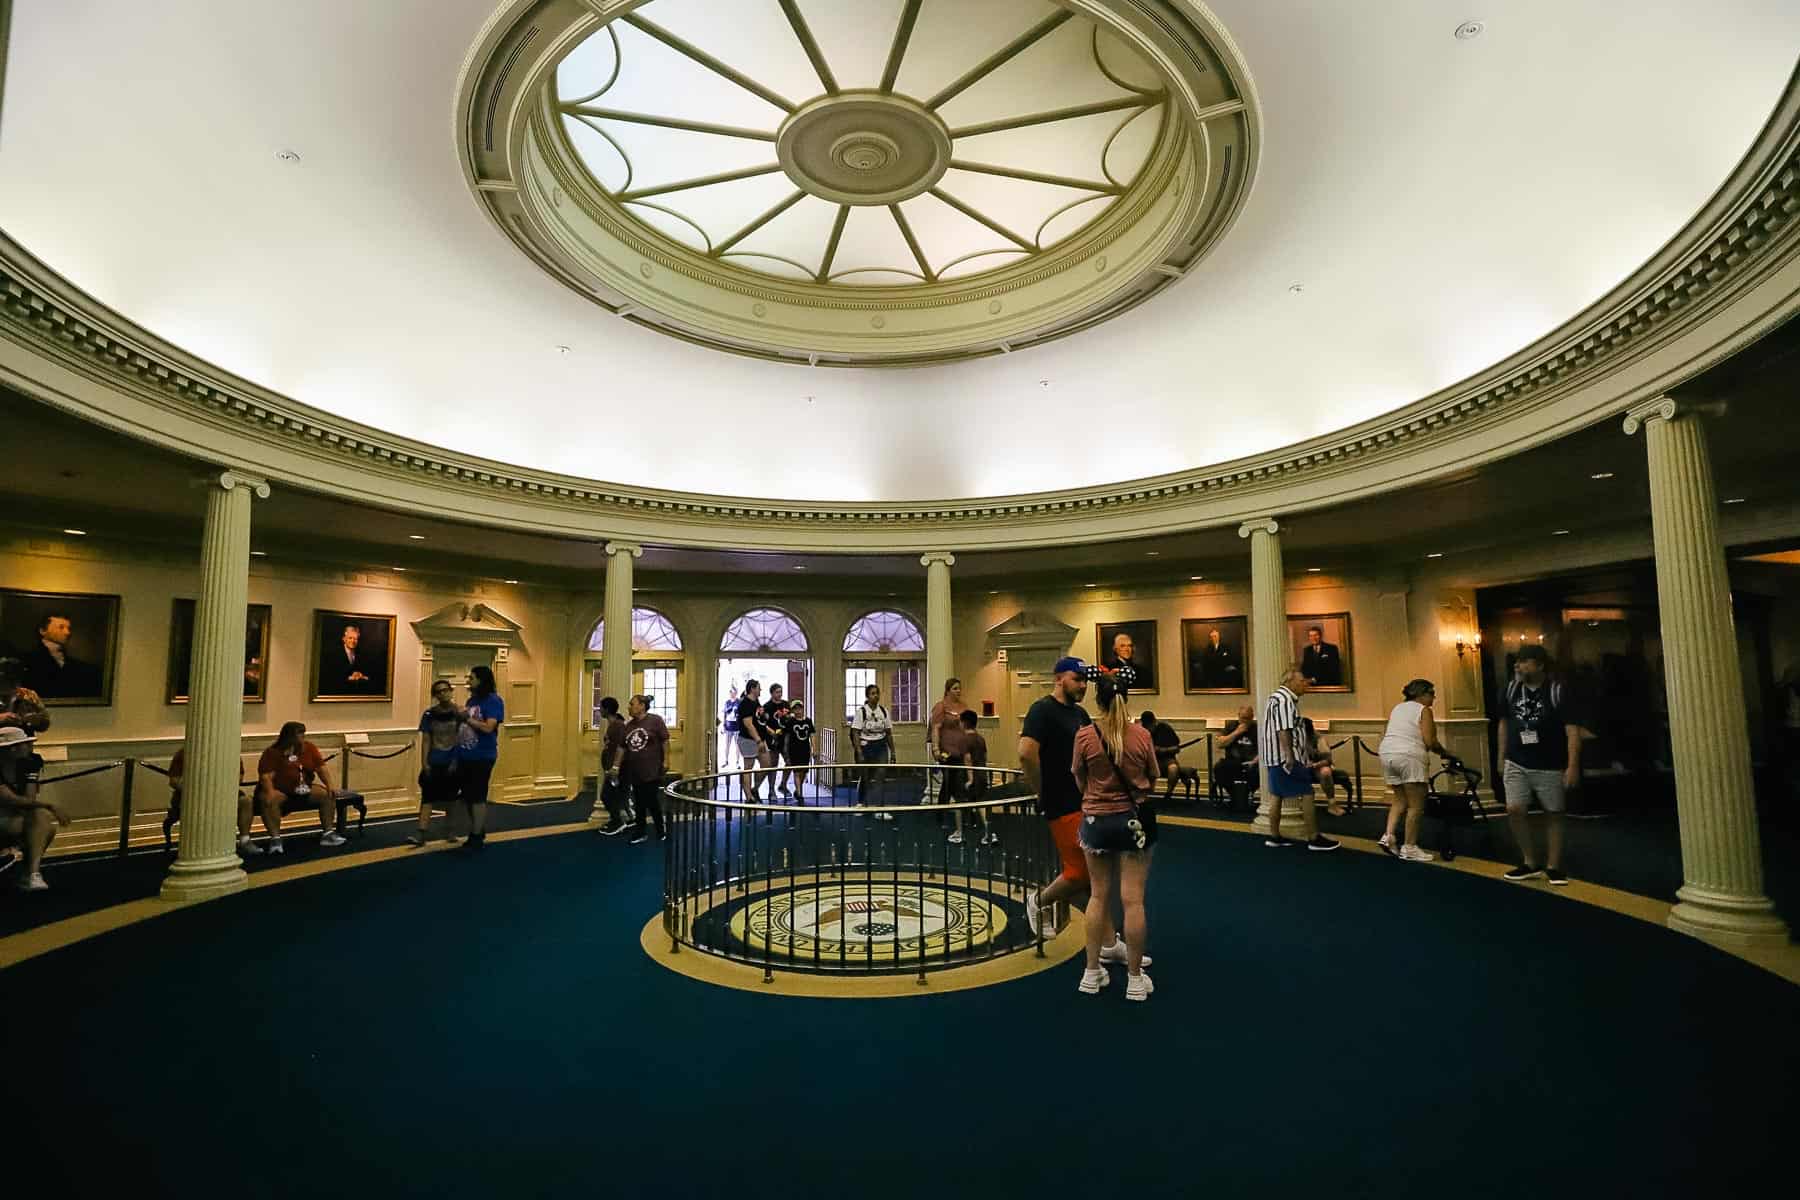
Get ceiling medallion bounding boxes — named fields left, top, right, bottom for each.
left=460, top=0, right=1259, bottom=365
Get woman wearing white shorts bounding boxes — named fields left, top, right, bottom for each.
left=1377, top=679, right=1450, bottom=862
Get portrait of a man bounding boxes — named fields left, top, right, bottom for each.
left=0, top=589, right=119, bottom=705
left=1182, top=617, right=1248, bottom=694
left=310, top=610, right=395, bottom=701
left=167, top=600, right=271, bottom=704
left=1095, top=620, right=1159, bottom=693
left=1289, top=613, right=1353, bottom=692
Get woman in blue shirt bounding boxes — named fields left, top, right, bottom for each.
left=459, top=665, right=505, bottom=850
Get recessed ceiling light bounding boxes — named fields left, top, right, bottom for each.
left=1426, top=552, right=1444, bottom=559
left=1306, top=567, right=1322, bottom=573
left=792, top=564, right=807, bottom=570
left=1552, top=529, right=1571, bottom=536
left=1723, top=497, right=1747, bottom=504
left=1189, top=575, right=1204, bottom=581
left=1454, top=20, right=1485, bottom=40
left=554, top=345, right=571, bottom=355
left=275, top=149, right=302, bottom=163
left=1037, top=379, right=1050, bottom=388
left=61, top=528, right=86, bottom=536
left=1589, top=472, right=1614, bottom=480
left=250, top=550, right=267, bottom=557
left=1085, top=582, right=1097, bottom=588
left=408, top=534, right=426, bottom=540
left=1287, top=283, right=1304, bottom=294
left=392, top=566, right=407, bottom=572
left=504, top=579, right=519, bottom=584
left=803, top=395, right=816, bottom=403
left=1146, top=551, right=1160, bottom=557
left=988, top=590, right=999, bottom=595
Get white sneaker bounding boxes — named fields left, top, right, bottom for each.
left=268, top=840, right=285, bottom=856
left=1125, top=970, right=1154, bottom=1002
left=16, top=871, right=48, bottom=892
left=1078, top=967, right=1108, bottom=994
left=946, top=830, right=964, bottom=845
left=1024, top=889, right=1044, bottom=938
left=874, top=811, right=894, bottom=822
left=236, top=836, right=265, bottom=856
left=320, top=831, right=348, bottom=848
left=979, top=830, right=998, bottom=846
left=1377, top=833, right=1398, bottom=858
left=1399, top=844, right=1436, bottom=863
left=1099, top=940, right=1153, bottom=968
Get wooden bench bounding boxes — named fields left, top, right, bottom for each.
left=163, top=787, right=368, bottom=849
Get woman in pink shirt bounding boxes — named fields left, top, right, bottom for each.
left=1071, top=665, right=1161, bottom=1001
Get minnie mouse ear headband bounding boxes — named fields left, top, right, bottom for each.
left=1088, top=662, right=1138, bottom=696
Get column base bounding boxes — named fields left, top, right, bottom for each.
left=1249, top=801, right=1311, bottom=839
left=1667, top=884, right=1790, bottom=949
left=159, top=853, right=249, bottom=904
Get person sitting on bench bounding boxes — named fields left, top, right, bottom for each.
left=1213, top=705, right=1259, bottom=802
left=1299, top=716, right=1345, bottom=816
left=253, top=722, right=344, bottom=854
left=0, top=727, right=66, bottom=892
left=163, top=746, right=257, bottom=852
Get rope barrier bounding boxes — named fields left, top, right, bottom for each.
left=38, top=760, right=126, bottom=786
left=349, top=744, right=412, bottom=760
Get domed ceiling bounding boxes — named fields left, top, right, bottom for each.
left=0, top=1, right=1796, bottom=504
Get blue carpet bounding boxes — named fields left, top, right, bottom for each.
left=4, top=825, right=1796, bottom=1199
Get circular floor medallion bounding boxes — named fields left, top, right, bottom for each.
left=728, top=880, right=1007, bottom=963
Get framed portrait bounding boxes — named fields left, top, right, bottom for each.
left=1290, top=613, right=1353, bottom=692
left=1095, top=620, right=1159, bottom=693
left=0, top=588, right=120, bottom=706
left=1181, top=616, right=1249, bottom=694
left=309, top=610, right=396, bottom=702
left=167, top=599, right=271, bottom=704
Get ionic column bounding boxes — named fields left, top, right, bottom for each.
left=1240, top=518, right=1301, bottom=837
left=601, top=541, right=642, bottom=707
left=921, top=552, right=956, bottom=701
left=1625, top=398, right=1787, bottom=946
left=161, top=470, right=268, bottom=903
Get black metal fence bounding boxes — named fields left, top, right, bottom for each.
left=659, top=762, right=1063, bottom=983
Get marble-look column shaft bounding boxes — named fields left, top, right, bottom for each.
left=1240, top=518, right=1303, bottom=837
left=921, top=553, right=956, bottom=703
left=161, top=470, right=268, bottom=902
left=1625, top=398, right=1787, bottom=946
left=601, top=542, right=642, bottom=707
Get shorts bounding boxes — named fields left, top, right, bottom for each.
left=1266, top=763, right=1315, bottom=799
left=1047, top=812, right=1087, bottom=886
left=1503, top=761, right=1566, bottom=813
left=1079, top=807, right=1156, bottom=854
left=736, top=735, right=762, bottom=761
left=1380, top=754, right=1428, bottom=786
left=419, top=761, right=459, bottom=808
left=785, top=750, right=811, bottom=767
left=458, top=758, right=496, bottom=805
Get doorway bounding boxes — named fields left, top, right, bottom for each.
left=431, top=646, right=493, bottom=707
left=716, top=656, right=811, bottom=772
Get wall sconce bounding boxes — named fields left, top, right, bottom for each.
left=1455, top=629, right=1482, bottom=659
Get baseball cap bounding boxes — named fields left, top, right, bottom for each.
left=1052, top=656, right=1086, bottom=677
left=0, top=727, right=36, bottom=749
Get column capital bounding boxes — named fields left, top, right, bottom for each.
left=604, top=541, right=644, bottom=559
left=1237, top=517, right=1280, bottom=539
left=919, top=552, right=956, bottom=568
left=1622, top=395, right=1727, bottom=436
left=201, top=469, right=270, bottom=499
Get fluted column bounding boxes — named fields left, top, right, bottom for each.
left=921, top=553, right=956, bottom=702
left=601, top=542, right=642, bottom=708
left=1625, top=398, right=1787, bottom=946
left=161, top=470, right=268, bottom=903
left=1240, top=518, right=1301, bottom=837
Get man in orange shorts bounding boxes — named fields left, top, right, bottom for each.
left=1018, top=657, right=1142, bottom=967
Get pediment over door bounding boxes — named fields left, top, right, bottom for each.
left=986, top=610, right=1078, bottom=653
left=411, top=602, right=524, bottom=649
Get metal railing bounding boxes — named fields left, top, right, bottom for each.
left=659, top=762, right=1061, bottom=984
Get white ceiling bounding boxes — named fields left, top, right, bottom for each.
left=2, top=1, right=1796, bottom=503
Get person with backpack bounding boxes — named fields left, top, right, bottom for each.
left=1498, top=644, right=1584, bottom=884
left=1070, top=664, right=1160, bottom=1001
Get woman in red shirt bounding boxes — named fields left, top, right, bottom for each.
left=1071, top=666, right=1160, bottom=1001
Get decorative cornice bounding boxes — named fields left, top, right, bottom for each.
left=1237, top=517, right=1280, bottom=539
left=0, top=68, right=1797, bottom=550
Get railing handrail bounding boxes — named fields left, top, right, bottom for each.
left=667, top=763, right=1025, bottom=815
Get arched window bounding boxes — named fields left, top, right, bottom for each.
left=843, top=610, right=924, bottom=653
left=587, top=607, right=684, bottom=653
left=720, top=608, right=808, bottom=653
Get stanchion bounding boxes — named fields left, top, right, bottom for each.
left=117, top=757, right=136, bottom=857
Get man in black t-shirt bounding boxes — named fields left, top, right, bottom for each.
left=1140, top=709, right=1184, bottom=799
left=780, top=702, right=815, bottom=798
left=1498, top=645, right=1584, bottom=885
left=1018, top=657, right=1133, bottom=966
